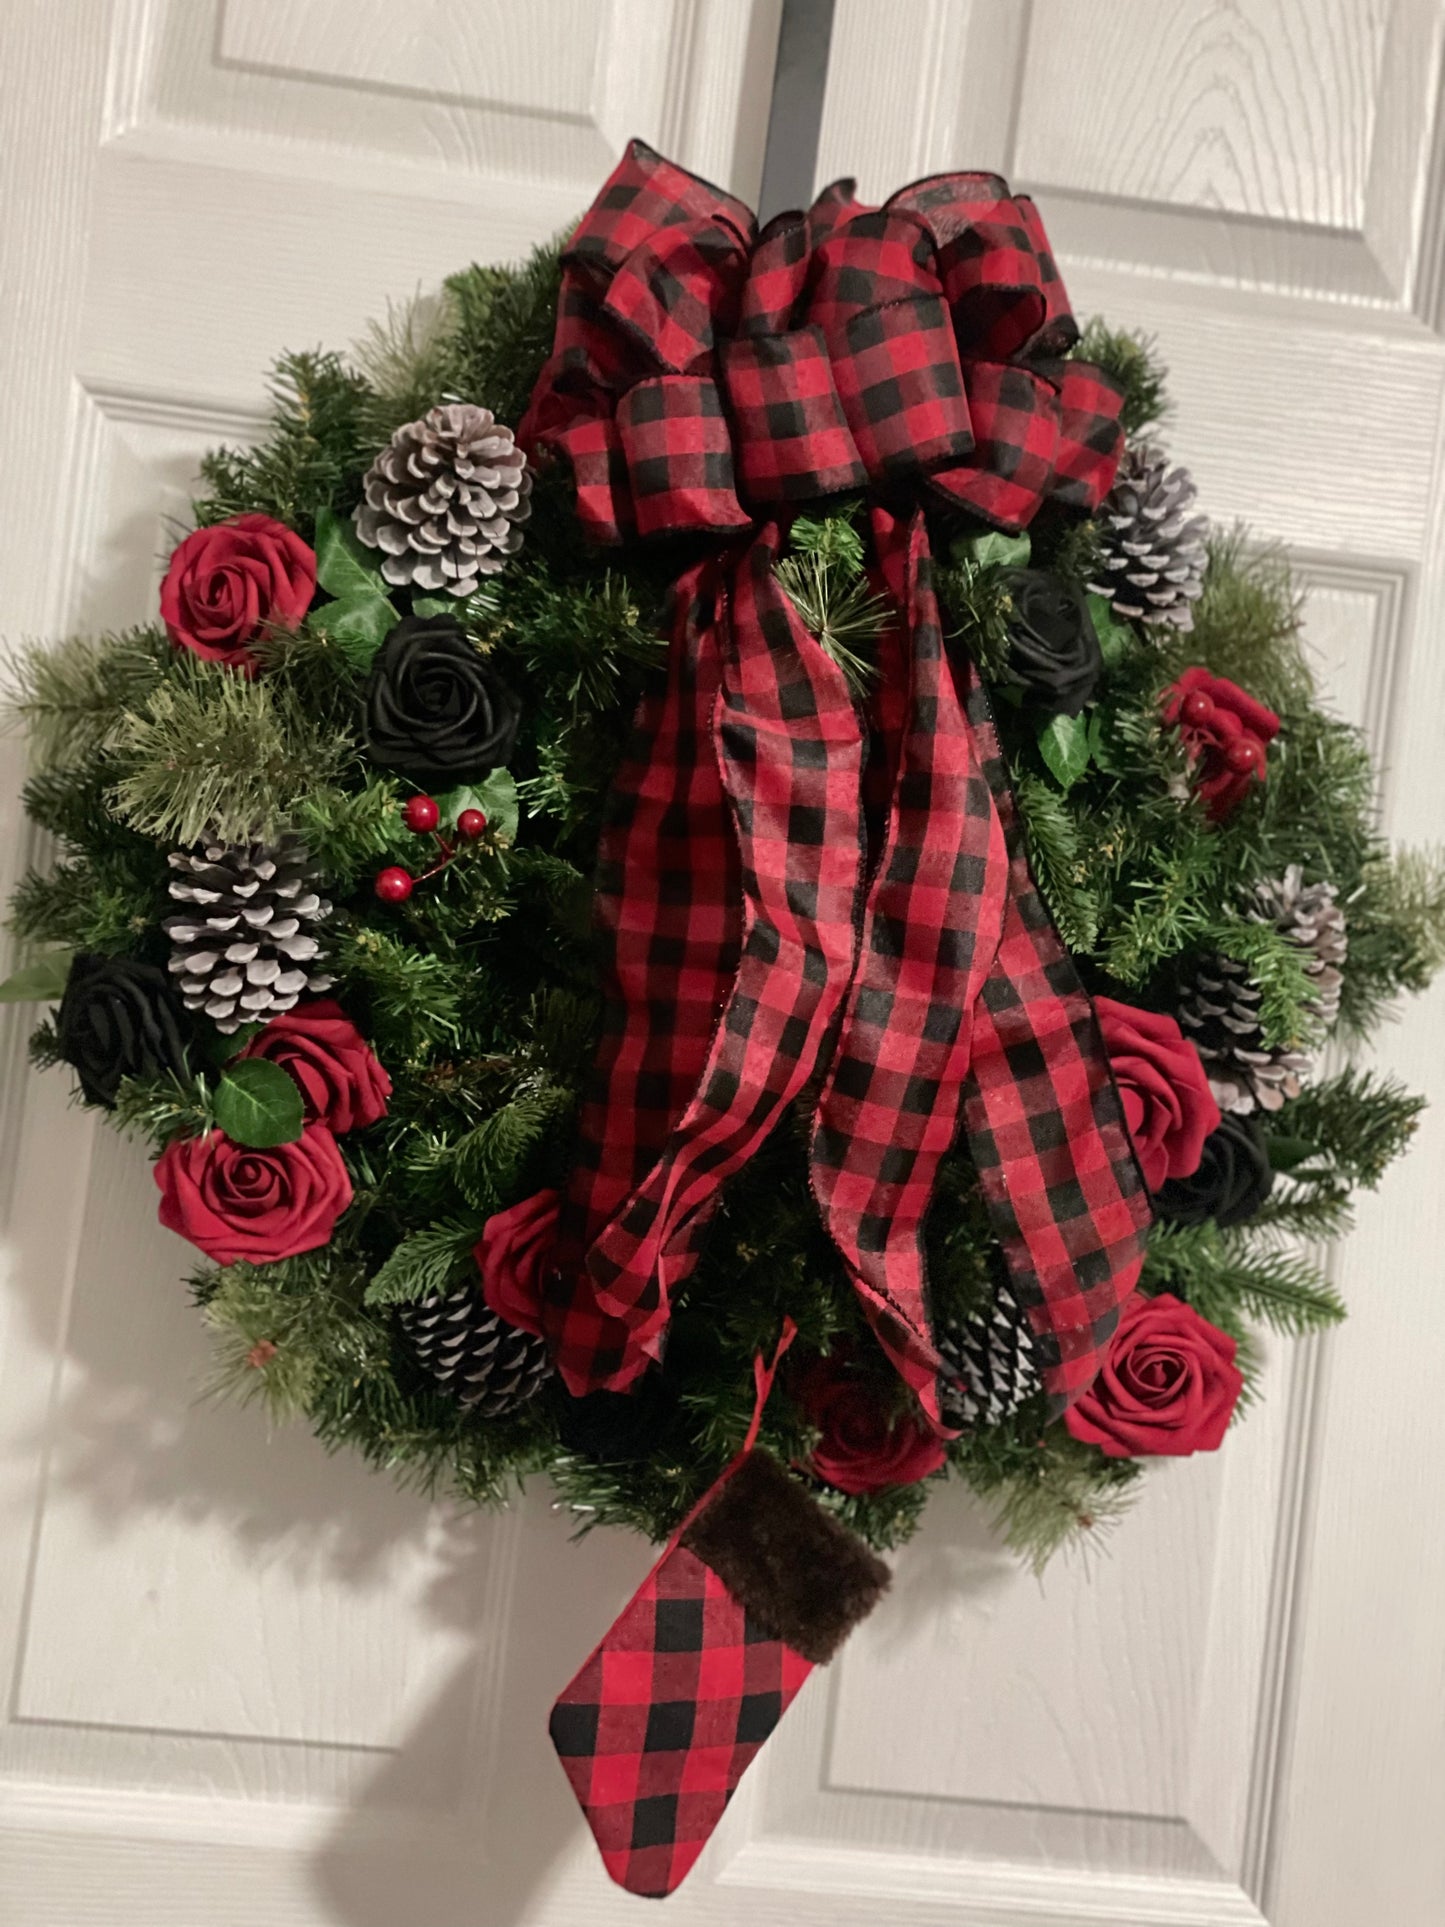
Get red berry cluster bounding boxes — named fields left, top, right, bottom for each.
left=374, top=795, right=489, bottom=903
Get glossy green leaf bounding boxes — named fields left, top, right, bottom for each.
left=953, top=530, right=1031, bottom=573
left=434, top=768, right=520, bottom=845
left=1037, top=711, right=1092, bottom=792
left=0, top=951, right=74, bottom=1003
left=314, top=506, right=389, bottom=601
left=214, top=1056, right=305, bottom=1148
left=315, top=591, right=398, bottom=667
left=1087, top=591, right=1135, bottom=669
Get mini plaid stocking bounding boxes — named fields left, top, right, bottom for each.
left=549, top=1326, right=889, bottom=1896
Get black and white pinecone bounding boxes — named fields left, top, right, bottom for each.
left=164, top=837, right=333, bottom=1034
left=1178, top=868, right=1347, bottom=1115
left=1253, top=866, right=1347, bottom=1034
left=399, top=1285, right=552, bottom=1416
left=936, top=1282, right=1042, bottom=1430
left=354, top=404, right=531, bottom=597
left=1177, top=954, right=1312, bottom=1115
left=1092, top=442, right=1208, bottom=630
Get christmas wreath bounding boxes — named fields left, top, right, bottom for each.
left=5, top=144, right=1444, bottom=1895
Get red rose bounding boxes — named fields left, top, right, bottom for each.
left=1064, top=1292, right=1243, bottom=1458
left=239, top=999, right=391, bottom=1134
left=160, top=513, right=315, bottom=673
left=154, top=1123, right=352, bottom=1265
left=1096, top=995, right=1220, bottom=1193
left=476, top=1189, right=561, bottom=1337
left=797, top=1351, right=946, bottom=1495
left=1162, top=667, right=1279, bottom=820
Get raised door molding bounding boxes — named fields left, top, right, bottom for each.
left=818, top=0, right=1445, bottom=323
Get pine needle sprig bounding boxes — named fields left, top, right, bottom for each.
left=364, top=1217, right=483, bottom=1307
left=1075, top=319, right=1171, bottom=438
left=1142, top=1220, right=1346, bottom=1336
left=953, top=1417, right=1144, bottom=1572
left=107, top=657, right=354, bottom=847
left=192, top=350, right=373, bottom=539
left=1264, top=1066, right=1425, bottom=1190
left=3, top=629, right=170, bottom=770
left=1013, top=769, right=1101, bottom=953
left=776, top=508, right=887, bottom=699
left=110, top=1070, right=216, bottom=1149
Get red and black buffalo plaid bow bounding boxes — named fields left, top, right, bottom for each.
left=520, top=140, right=1151, bottom=1426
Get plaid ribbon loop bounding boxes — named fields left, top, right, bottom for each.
left=527, top=143, right=1152, bottom=1421
left=519, top=139, right=1125, bottom=542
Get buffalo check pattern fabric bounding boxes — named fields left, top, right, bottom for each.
left=960, top=681, right=1151, bottom=1406
left=548, top=529, right=865, bottom=1391
left=524, top=139, right=1150, bottom=1417
left=550, top=1542, right=811, bottom=1896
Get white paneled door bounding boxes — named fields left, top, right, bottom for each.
left=2, top=5, right=1443, bottom=1925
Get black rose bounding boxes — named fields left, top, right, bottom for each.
left=999, top=569, right=1102, bottom=716
left=364, top=616, right=520, bottom=786
left=1154, top=1114, right=1274, bottom=1229
left=57, top=954, right=190, bottom=1109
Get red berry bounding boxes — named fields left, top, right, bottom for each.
left=402, top=794, right=439, bottom=833
left=456, top=808, right=488, bottom=840
left=1225, top=737, right=1261, bottom=773
left=374, top=865, right=415, bottom=903
left=1179, top=690, right=1215, bottom=726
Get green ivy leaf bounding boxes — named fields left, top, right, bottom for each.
left=953, top=530, right=1031, bottom=573
left=1037, top=711, right=1092, bottom=792
left=0, top=951, right=74, bottom=1003
left=1087, top=591, right=1135, bottom=669
left=214, top=1057, right=305, bottom=1148
left=434, top=768, right=520, bottom=845
left=314, top=591, right=398, bottom=668
left=1085, top=705, right=1122, bottom=775
left=314, top=506, right=389, bottom=601
left=411, top=595, right=458, bottom=619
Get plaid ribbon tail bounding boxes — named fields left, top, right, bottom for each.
left=809, top=509, right=1008, bottom=1425
left=543, top=564, right=743, bottom=1393
left=558, top=528, right=865, bottom=1390
left=959, top=677, right=1152, bottom=1410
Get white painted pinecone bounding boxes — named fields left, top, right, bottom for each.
left=936, top=1281, right=1042, bottom=1430
left=399, top=1285, right=552, bottom=1417
left=1252, top=865, right=1347, bottom=1035
left=354, top=404, right=531, bottom=597
left=164, top=838, right=333, bottom=1034
left=1092, top=442, right=1208, bottom=630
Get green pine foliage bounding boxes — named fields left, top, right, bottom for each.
left=192, top=351, right=373, bottom=539
left=6, top=235, right=1444, bottom=1564
left=1075, top=320, right=1171, bottom=438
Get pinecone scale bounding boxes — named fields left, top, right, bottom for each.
left=1177, top=869, right=1347, bottom=1115
left=354, top=404, right=531, bottom=597
left=164, top=837, right=333, bottom=1033
left=1092, top=443, right=1208, bottom=630
left=399, top=1285, right=552, bottom=1417
left=936, top=1281, right=1042, bottom=1430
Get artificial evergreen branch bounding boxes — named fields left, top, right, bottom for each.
left=1013, top=769, right=1101, bottom=953
left=1142, top=1221, right=1346, bottom=1335
left=2, top=629, right=169, bottom=770
left=1075, top=320, right=1171, bottom=438
left=107, top=657, right=353, bottom=847
left=192, top=350, right=373, bottom=539
left=776, top=508, right=886, bottom=699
